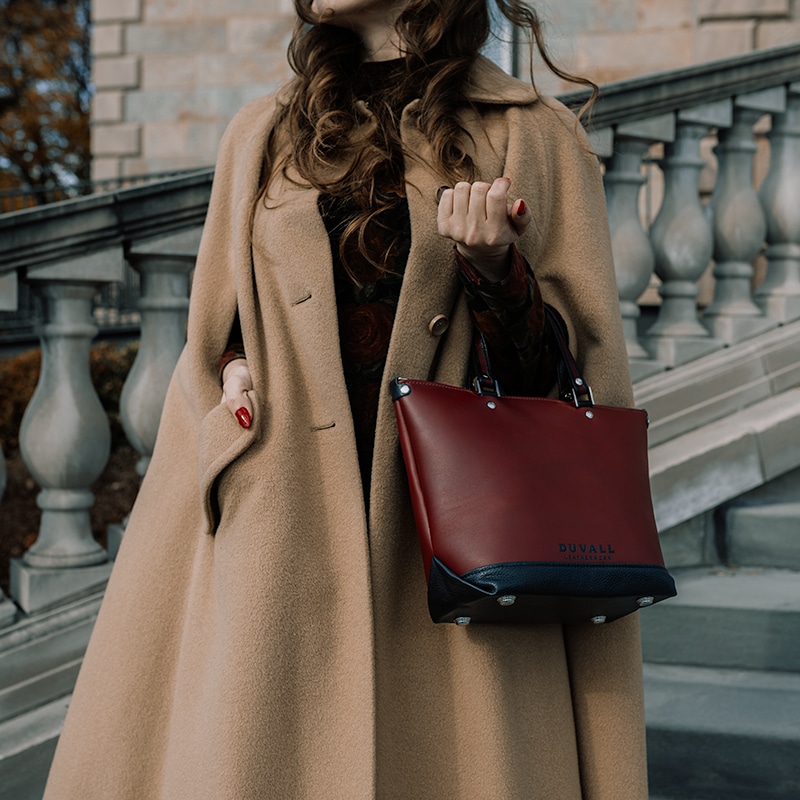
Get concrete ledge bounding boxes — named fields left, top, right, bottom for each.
left=0, top=695, right=67, bottom=800
left=645, top=663, right=800, bottom=800
left=726, top=502, right=800, bottom=567
left=0, top=592, right=102, bottom=725
left=636, top=319, right=800, bottom=447
left=650, top=389, right=800, bottom=531
left=641, top=567, right=800, bottom=671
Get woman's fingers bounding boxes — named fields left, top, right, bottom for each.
left=437, top=177, right=528, bottom=246
left=220, top=359, right=254, bottom=429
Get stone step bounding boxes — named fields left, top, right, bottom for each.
left=640, top=567, right=800, bottom=672
left=644, top=663, right=800, bottom=800
left=0, top=694, right=66, bottom=800
left=725, top=501, right=800, bottom=568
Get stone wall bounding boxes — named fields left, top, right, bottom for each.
left=91, top=0, right=295, bottom=180
left=90, top=0, right=800, bottom=179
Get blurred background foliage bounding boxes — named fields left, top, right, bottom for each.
left=0, top=0, right=92, bottom=203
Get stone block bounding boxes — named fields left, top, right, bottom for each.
left=227, top=16, right=295, bottom=54
left=27, top=247, right=125, bottom=283
left=547, top=0, right=636, bottom=36
left=92, top=90, right=124, bottom=124
left=695, top=21, right=756, bottom=62
left=726, top=502, right=800, bottom=568
left=187, top=121, right=229, bottom=157
left=141, top=55, right=197, bottom=89
left=657, top=511, right=715, bottom=568
left=126, top=86, right=254, bottom=124
left=92, top=22, right=123, bottom=56
left=0, top=597, right=15, bottom=630
left=94, top=55, right=140, bottom=90
left=142, top=122, right=188, bottom=159
left=649, top=415, right=764, bottom=531
left=698, top=0, right=789, bottom=19
left=636, top=0, right=693, bottom=30
left=91, top=157, right=122, bottom=182
left=641, top=568, right=800, bottom=671
left=94, top=0, right=142, bottom=23
left=92, top=122, right=141, bottom=157
left=758, top=21, right=800, bottom=48
left=199, top=53, right=289, bottom=88
left=576, top=30, right=693, bottom=83
left=749, top=389, right=800, bottom=481
left=10, top=560, right=112, bottom=615
left=126, top=21, right=226, bottom=55
left=0, top=272, right=18, bottom=312
left=198, top=0, right=288, bottom=17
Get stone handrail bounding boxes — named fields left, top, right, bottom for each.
left=560, top=41, right=800, bottom=128
left=2, top=44, right=800, bottom=626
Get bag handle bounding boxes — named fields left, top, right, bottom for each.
left=472, top=305, right=594, bottom=407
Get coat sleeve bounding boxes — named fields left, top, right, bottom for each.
left=508, top=100, right=634, bottom=407
left=506, top=100, right=648, bottom=799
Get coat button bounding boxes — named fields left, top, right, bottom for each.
left=428, top=314, right=449, bottom=336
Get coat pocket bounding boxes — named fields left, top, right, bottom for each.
left=197, top=391, right=261, bottom=533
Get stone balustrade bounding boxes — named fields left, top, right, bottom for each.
left=1, top=43, right=800, bottom=628
left=0, top=170, right=212, bottom=619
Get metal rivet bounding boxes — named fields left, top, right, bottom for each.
left=400, top=384, right=411, bottom=395
left=575, top=378, right=584, bottom=386
left=454, top=616, right=471, bottom=626
left=637, top=596, right=655, bottom=607
left=487, top=401, right=496, bottom=410
left=497, top=595, right=516, bottom=606
left=591, top=615, right=607, bottom=624
left=585, top=410, right=594, bottom=419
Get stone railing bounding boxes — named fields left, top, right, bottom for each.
left=1, top=42, right=800, bottom=632
left=0, top=170, right=211, bottom=628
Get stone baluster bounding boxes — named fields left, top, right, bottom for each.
left=10, top=249, right=124, bottom=614
left=107, top=229, right=198, bottom=559
left=757, top=84, right=800, bottom=323
left=601, top=116, right=674, bottom=381
left=703, top=89, right=785, bottom=343
left=1, top=272, right=19, bottom=627
left=644, top=101, right=731, bottom=367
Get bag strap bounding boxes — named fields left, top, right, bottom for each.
left=544, top=305, right=594, bottom=407
left=471, top=305, right=594, bottom=407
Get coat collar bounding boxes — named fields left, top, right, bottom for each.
left=462, top=55, right=539, bottom=105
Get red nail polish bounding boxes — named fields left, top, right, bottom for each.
left=517, top=199, right=527, bottom=216
left=235, top=407, right=251, bottom=429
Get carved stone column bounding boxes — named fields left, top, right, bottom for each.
left=595, top=114, right=674, bottom=380
left=0, top=272, right=18, bottom=626
left=603, top=132, right=664, bottom=381
left=0, top=451, right=15, bottom=628
left=757, top=85, right=800, bottom=323
left=107, top=229, right=198, bottom=559
left=10, top=249, right=124, bottom=614
left=645, top=102, right=730, bottom=367
left=703, top=90, right=784, bottom=343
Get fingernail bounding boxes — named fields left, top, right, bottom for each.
left=235, top=407, right=251, bottom=429
left=517, top=199, right=527, bottom=216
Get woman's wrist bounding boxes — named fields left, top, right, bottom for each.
left=455, top=243, right=513, bottom=284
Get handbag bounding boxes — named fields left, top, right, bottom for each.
left=390, top=306, right=676, bottom=626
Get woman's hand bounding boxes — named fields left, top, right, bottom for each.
left=437, top=177, right=531, bottom=282
left=221, top=358, right=253, bottom=429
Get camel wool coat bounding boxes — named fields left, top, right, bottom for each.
left=44, top=56, right=648, bottom=800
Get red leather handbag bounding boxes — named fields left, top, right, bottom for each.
left=390, top=308, right=676, bottom=626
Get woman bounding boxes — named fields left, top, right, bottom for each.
left=44, top=1, right=647, bottom=798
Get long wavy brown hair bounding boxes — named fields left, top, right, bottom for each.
left=252, top=0, right=597, bottom=280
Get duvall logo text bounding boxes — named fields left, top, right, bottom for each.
left=558, top=543, right=616, bottom=562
